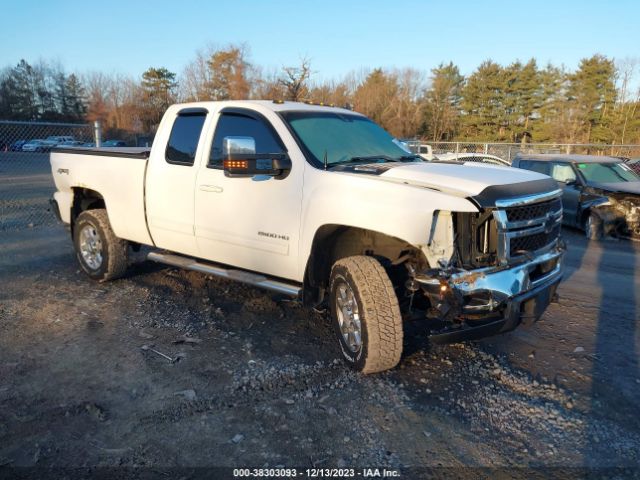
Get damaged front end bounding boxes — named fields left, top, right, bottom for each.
left=590, top=192, right=640, bottom=239
left=412, top=189, right=565, bottom=343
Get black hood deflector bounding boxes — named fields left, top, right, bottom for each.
left=471, top=178, right=560, bottom=208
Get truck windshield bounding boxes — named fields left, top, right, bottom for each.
left=281, top=111, right=418, bottom=167
left=577, top=162, right=639, bottom=183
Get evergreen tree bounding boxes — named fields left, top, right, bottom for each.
left=7, top=60, right=39, bottom=120
left=65, top=74, right=87, bottom=121
left=503, top=59, right=540, bottom=141
left=140, top=67, right=177, bottom=130
left=422, top=62, right=464, bottom=141
left=533, top=64, right=567, bottom=141
left=567, top=54, right=617, bottom=143
left=460, top=60, right=509, bottom=140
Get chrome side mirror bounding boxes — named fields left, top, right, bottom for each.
left=222, top=136, right=256, bottom=157
left=221, top=135, right=292, bottom=179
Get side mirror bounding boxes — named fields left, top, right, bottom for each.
left=564, top=179, right=578, bottom=187
left=223, top=136, right=256, bottom=157
left=222, top=136, right=291, bottom=179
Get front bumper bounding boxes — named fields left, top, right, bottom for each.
left=415, top=246, right=564, bottom=343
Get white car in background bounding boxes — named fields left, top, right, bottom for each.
left=433, top=152, right=510, bottom=166
left=46, top=135, right=76, bottom=145
left=22, top=139, right=57, bottom=152
left=414, top=144, right=509, bottom=166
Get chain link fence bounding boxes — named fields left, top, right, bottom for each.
left=404, top=141, right=640, bottom=164
left=3, top=125, right=640, bottom=231
left=0, top=120, right=94, bottom=231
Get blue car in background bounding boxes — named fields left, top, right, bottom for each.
left=10, top=140, right=27, bottom=151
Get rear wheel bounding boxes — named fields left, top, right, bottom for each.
left=74, top=209, right=128, bottom=281
left=585, top=211, right=603, bottom=240
left=329, top=256, right=403, bottom=374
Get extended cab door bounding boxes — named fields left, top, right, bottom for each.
left=145, top=108, right=209, bottom=256
left=194, top=108, right=303, bottom=281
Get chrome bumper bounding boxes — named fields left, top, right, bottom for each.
left=415, top=246, right=564, bottom=344
left=450, top=247, right=563, bottom=310
left=416, top=245, right=564, bottom=314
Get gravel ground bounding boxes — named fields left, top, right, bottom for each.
left=0, top=225, right=639, bottom=478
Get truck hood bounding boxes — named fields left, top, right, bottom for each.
left=588, top=181, right=640, bottom=196
left=374, top=162, right=559, bottom=206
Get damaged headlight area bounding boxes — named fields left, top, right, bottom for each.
left=412, top=197, right=564, bottom=343
left=597, top=194, right=640, bottom=238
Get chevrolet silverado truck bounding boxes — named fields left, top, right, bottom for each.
left=50, top=100, right=564, bottom=373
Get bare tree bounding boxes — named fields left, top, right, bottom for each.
left=614, top=57, right=640, bottom=144
left=278, top=57, right=312, bottom=101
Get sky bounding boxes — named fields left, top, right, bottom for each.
left=2, top=0, right=639, bottom=82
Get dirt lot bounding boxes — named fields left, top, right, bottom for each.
left=1, top=225, right=639, bottom=477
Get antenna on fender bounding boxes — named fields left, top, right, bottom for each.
left=323, top=150, right=328, bottom=170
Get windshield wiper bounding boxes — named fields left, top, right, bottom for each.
left=395, top=154, right=422, bottom=161
left=328, top=155, right=400, bottom=169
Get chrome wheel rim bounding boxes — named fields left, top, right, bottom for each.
left=335, top=279, right=362, bottom=353
left=586, top=216, right=594, bottom=238
left=79, top=224, right=103, bottom=270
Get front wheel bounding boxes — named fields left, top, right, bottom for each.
left=74, top=209, right=128, bottom=281
left=329, top=256, right=403, bottom=374
left=585, top=211, right=603, bottom=240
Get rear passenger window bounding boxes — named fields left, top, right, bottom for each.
left=165, top=113, right=207, bottom=165
left=520, top=160, right=550, bottom=176
left=209, top=113, right=284, bottom=168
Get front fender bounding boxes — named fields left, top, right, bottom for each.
left=298, top=169, right=478, bottom=277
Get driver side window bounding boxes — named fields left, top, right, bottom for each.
left=550, top=163, right=577, bottom=184
left=209, top=113, right=284, bottom=168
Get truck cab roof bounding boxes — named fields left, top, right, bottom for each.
left=168, top=99, right=359, bottom=116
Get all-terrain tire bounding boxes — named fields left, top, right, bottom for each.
left=74, top=209, right=128, bottom=282
left=329, top=255, right=403, bottom=374
left=585, top=211, right=603, bottom=241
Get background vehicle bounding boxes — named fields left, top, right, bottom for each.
left=626, top=158, right=640, bottom=176
left=101, top=139, right=127, bottom=147
left=433, top=152, right=510, bottom=166
left=513, top=154, right=640, bottom=240
left=58, top=140, right=84, bottom=147
left=415, top=144, right=509, bottom=166
left=46, top=135, right=76, bottom=145
left=10, top=140, right=27, bottom=151
left=22, top=139, right=56, bottom=152
left=50, top=100, right=564, bottom=373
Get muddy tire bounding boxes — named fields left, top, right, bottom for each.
left=74, top=209, right=128, bottom=282
left=329, top=255, right=403, bottom=374
left=585, top=211, right=603, bottom=241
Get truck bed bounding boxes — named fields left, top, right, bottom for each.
left=52, top=147, right=151, bottom=159
left=50, top=148, right=153, bottom=245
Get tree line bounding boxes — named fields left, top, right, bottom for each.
left=1, top=45, right=639, bottom=144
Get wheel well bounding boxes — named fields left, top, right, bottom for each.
left=580, top=208, right=592, bottom=228
left=302, top=225, right=427, bottom=307
left=70, top=187, right=106, bottom=233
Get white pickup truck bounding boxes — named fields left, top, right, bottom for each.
left=50, top=100, right=564, bottom=373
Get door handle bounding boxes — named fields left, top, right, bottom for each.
left=199, top=185, right=223, bottom=193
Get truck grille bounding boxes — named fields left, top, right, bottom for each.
left=510, top=224, right=561, bottom=255
left=505, top=198, right=562, bottom=223
left=493, top=192, right=563, bottom=262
